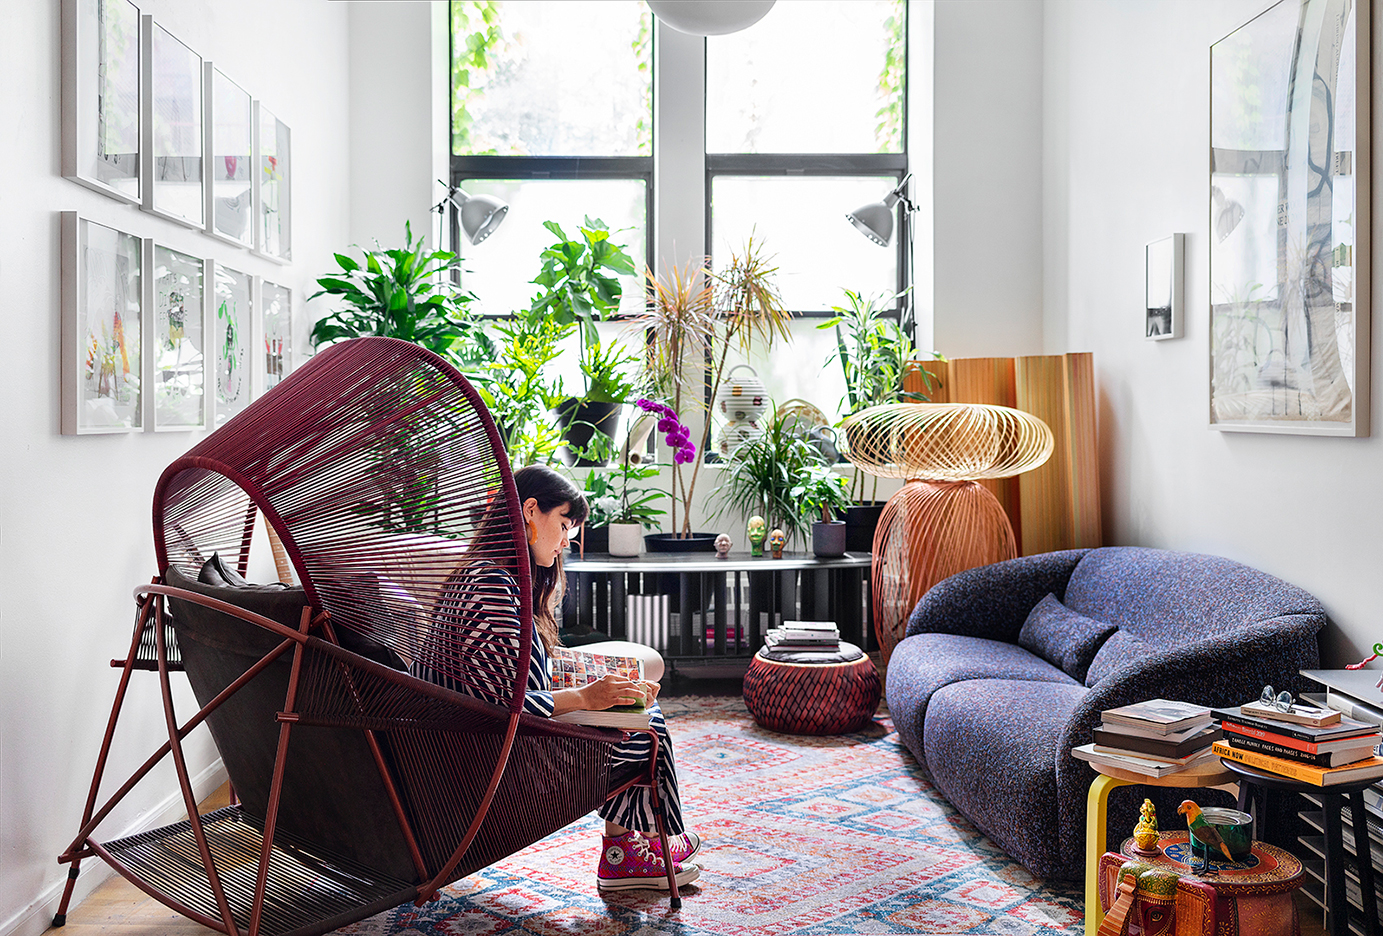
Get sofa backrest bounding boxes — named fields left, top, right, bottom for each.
left=1062, top=547, right=1326, bottom=641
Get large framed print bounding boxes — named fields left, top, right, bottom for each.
left=1209, top=0, right=1371, bottom=435
left=206, top=65, right=253, bottom=248
left=61, top=213, right=143, bottom=434
left=142, top=17, right=203, bottom=228
left=62, top=0, right=142, bottom=204
left=147, top=245, right=208, bottom=430
left=260, top=279, right=291, bottom=392
left=255, top=102, right=291, bottom=263
left=212, top=261, right=253, bottom=425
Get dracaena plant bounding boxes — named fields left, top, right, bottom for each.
left=309, top=222, right=479, bottom=366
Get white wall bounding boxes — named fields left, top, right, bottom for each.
left=1043, top=0, right=1383, bottom=667
left=928, top=0, right=1046, bottom=358
left=0, top=2, right=349, bottom=933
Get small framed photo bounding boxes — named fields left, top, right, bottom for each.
left=147, top=245, right=209, bottom=430
left=62, top=0, right=142, bottom=204
left=255, top=102, right=291, bottom=263
left=211, top=261, right=253, bottom=425
left=260, top=279, right=291, bottom=392
left=142, top=16, right=203, bottom=228
left=61, top=212, right=144, bottom=434
left=206, top=65, right=253, bottom=248
left=1146, top=233, right=1184, bottom=340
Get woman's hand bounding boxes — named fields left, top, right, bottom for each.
left=578, top=674, right=650, bottom=711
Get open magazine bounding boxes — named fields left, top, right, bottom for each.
left=549, top=646, right=653, bottom=730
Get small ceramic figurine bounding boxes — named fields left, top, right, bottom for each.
left=1133, top=798, right=1159, bottom=854
left=768, top=528, right=786, bottom=559
left=715, top=533, right=733, bottom=558
left=747, top=516, right=767, bottom=557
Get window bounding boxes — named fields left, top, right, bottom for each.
left=449, top=1, right=652, bottom=318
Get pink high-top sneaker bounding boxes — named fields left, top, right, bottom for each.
left=596, top=830, right=701, bottom=891
left=643, top=830, right=702, bottom=864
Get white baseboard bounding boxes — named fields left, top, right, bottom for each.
left=1, top=758, right=227, bottom=936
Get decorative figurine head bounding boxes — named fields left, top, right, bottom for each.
left=768, top=528, right=786, bottom=558
left=747, top=516, right=767, bottom=556
left=715, top=533, right=733, bottom=558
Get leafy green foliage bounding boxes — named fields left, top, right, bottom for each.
left=579, top=340, right=640, bottom=405
left=473, top=302, right=573, bottom=466
left=714, top=409, right=845, bottom=549
left=875, top=0, right=906, bottom=152
left=531, top=218, right=637, bottom=353
left=308, top=222, right=478, bottom=365
left=817, top=289, right=940, bottom=415
left=451, top=1, right=505, bottom=155
left=575, top=434, right=665, bottom=529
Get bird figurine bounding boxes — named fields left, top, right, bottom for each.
left=1133, top=798, right=1159, bottom=854
left=1178, top=800, right=1233, bottom=862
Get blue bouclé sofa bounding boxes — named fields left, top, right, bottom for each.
left=885, top=547, right=1326, bottom=880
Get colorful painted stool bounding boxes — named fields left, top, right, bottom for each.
left=742, top=641, right=881, bottom=735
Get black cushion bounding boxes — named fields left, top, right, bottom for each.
left=1017, top=593, right=1116, bottom=683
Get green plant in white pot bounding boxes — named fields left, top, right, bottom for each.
left=572, top=433, right=665, bottom=557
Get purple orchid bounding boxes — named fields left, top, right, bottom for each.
left=636, top=398, right=697, bottom=464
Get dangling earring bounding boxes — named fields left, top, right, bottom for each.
left=527, top=520, right=537, bottom=545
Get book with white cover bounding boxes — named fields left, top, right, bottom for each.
left=1102, top=699, right=1212, bottom=734
left=1072, top=743, right=1202, bottom=778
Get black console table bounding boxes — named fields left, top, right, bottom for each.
left=562, top=551, right=874, bottom=675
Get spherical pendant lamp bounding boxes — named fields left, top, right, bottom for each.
left=647, top=0, right=776, bottom=36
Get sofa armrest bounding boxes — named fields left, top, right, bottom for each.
left=1055, top=613, right=1325, bottom=760
left=905, top=549, right=1089, bottom=643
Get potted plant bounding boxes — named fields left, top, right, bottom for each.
left=554, top=338, right=639, bottom=466
left=713, top=407, right=841, bottom=552
left=818, top=288, right=943, bottom=551
left=797, top=464, right=852, bottom=557
left=471, top=300, right=572, bottom=466
left=631, top=398, right=712, bottom=552
left=571, top=432, right=665, bottom=557
left=309, top=222, right=479, bottom=364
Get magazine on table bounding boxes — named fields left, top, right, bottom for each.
left=1101, top=699, right=1213, bottom=734
left=548, top=646, right=653, bottom=730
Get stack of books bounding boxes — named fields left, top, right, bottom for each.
left=1211, top=701, right=1383, bottom=786
left=1073, top=699, right=1219, bottom=777
left=764, top=621, right=840, bottom=653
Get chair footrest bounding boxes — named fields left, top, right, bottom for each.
left=101, top=806, right=416, bottom=936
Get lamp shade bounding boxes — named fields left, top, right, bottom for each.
left=846, top=202, right=895, bottom=246
left=647, top=0, right=776, bottom=36
left=455, top=190, right=509, bottom=245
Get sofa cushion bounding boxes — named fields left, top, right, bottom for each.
left=1017, top=593, right=1116, bottom=682
left=1084, top=628, right=1150, bottom=687
left=923, top=678, right=1090, bottom=880
left=886, top=634, right=1079, bottom=761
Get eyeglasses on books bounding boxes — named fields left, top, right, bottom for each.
left=1259, top=685, right=1295, bottom=713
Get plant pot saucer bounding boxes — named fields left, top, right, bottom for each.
left=644, top=533, right=719, bottom=553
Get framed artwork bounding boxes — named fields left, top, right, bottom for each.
left=1209, top=0, right=1370, bottom=435
left=206, top=65, right=253, bottom=248
left=147, top=245, right=208, bottom=430
left=211, top=261, right=253, bottom=425
left=1146, top=234, right=1184, bottom=340
left=61, top=212, right=143, bottom=434
left=142, top=17, right=203, bottom=228
left=260, top=280, right=291, bottom=391
left=62, top=0, right=142, bottom=204
left=255, top=102, right=292, bottom=263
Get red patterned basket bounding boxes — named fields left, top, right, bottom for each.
left=742, top=641, right=882, bottom=735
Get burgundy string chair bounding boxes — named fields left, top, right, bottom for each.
left=55, top=337, right=683, bottom=936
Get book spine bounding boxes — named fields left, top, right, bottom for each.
left=1211, top=741, right=1329, bottom=785
left=1221, top=720, right=1322, bottom=754
left=1214, top=709, right=1349, bottom=743
left=1225, top=734, right=1338, bottom=767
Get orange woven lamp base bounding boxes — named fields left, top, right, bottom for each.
left=743, top=643, right=882, bottom=735
left=872, top=480, right=1017, bottom=663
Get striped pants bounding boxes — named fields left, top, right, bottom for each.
left=599, top=701, right=685, bottom=836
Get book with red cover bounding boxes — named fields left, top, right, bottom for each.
left=1213, top=706, right=1378, bottom=742
left=1220, top=719, right=1380, bottom=755
left=1223, top=732, right=1379, bottom=768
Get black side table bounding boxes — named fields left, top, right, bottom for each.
left=1220, top=758, right=1380, bottom=936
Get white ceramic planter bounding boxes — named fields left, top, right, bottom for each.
left=608, top=522, right=643, bottom=557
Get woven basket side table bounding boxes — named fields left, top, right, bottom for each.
left=742, top=641, right=881, bottom=735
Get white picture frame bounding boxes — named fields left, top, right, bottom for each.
left=61, top=212, right=144, bottom=434
left=1145, top=234, right=1183, bottom=340
left=1209, top=0, right=1371, bottom=435
left=142, top=16, right=204, bottom=229
left=205, top=64, right=254, bottom=249
left=211, top=260, right=253, bottom=425
left=62, top=0, right=142, bottom=205
left=254, top=101, right=291, bottom=263
left=260, top=279, right=292, bottom=392
left=146, top=244, right=209, bottom=431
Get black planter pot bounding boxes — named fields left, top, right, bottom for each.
left=644, top=532, right=719, bottom=553
left=844, top=502, right=886, bottom=553
left=553, top=398, right=623, bottom=466
left=570, top=524, right=609, bottom=554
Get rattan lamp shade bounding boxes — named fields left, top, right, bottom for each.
left=842, top=403, right=1054, bottom=661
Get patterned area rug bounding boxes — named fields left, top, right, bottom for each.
left=338, top=696, right=1084, bottom=935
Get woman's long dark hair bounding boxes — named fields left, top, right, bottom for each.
left=513, top=464, right=588, bottom=653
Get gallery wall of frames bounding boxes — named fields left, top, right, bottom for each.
left=59, top=0, right=294, bottom=435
